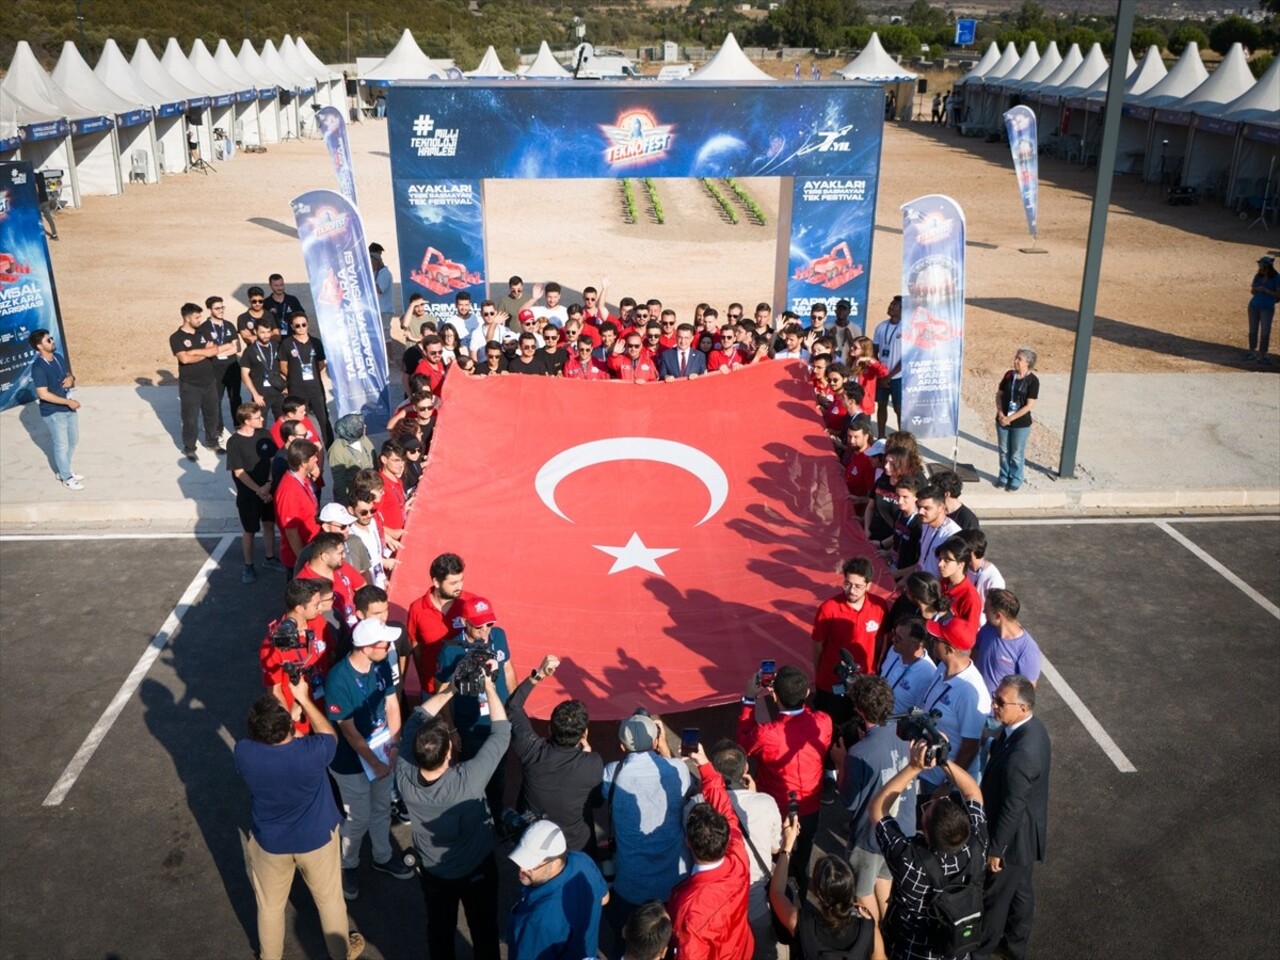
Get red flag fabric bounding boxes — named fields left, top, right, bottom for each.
left=387, top=361, right=885, bottom=719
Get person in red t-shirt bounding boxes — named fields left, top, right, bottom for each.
left=851, top=337, right=888, bottom=418
left=274, top=439, right=322, bottom=569
left=564, top=336, right=612, bottom=380
left=296, top=531, right=365, bottom=644
left=259, top=578, right=333, bottom=734
left=609, top=335, right=659, bottom=382
left=657, top=310, right=680, bottom=351
left=374, top=439, right=409, bottom=538
left=842, top=417, right=878, bottom=514
left=707, top=324, right=749, bottom=373
left=811, top=556, right=889, bottom=728
left=405, top=551, right=470, bottom=698
left=413, top=334, right=448, bottom=397
left=936, top=535, right=982, bottom=635
left=269, top=395, right=322, bottom=451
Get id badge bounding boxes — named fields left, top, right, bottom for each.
left=478, top=694, right=490, bottom=718
left=301, top=362, right=316, bottom=382
left=832, top=683, right=846, bottom=696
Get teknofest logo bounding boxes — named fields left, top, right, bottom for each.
left=600, top=110, right=675, bottom=167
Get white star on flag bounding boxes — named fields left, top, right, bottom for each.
left=592, top=532, right=678, bottom=576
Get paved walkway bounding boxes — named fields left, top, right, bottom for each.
left=1, top=372, right=1276, bottom=531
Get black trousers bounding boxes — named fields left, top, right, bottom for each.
left=976, top=860, right=1035, bottom=960
left=419, top=854, right=500, bottom=960
left=293, top=389, right=333, bottom=447
left=791, top=810, right=820, bottom=898
left=178, top=379, right=220, bottom=452
left=212, top=361, right=242, bottom=433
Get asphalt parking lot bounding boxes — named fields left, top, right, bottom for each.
left=1, top=517, right=1277, bottom=960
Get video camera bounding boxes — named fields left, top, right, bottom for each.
left=892, top=707, right=951, bottom=765
left=453, top=643, right=497, bottom=698
left=834, top=648, right=861, bottom=689
left=269, top=619, right=313, bottom=684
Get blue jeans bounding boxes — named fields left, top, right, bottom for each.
left=44, top=408, right=79, bottom=480
left=996, top=422, right=1030, bottom=489
left=1248, top=304, right=1274, bottom=355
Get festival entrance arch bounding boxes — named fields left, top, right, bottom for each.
left=386, top=82, right=885, bottom=326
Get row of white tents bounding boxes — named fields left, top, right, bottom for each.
left=955, top=39, right=1279, bottom=207
left=0, top=36, right=343, bottom=207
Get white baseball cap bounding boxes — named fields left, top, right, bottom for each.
left=509, top=820, right=567, bottom=870
left=352, top=619, right=401, bottom=648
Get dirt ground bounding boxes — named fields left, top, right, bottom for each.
left=46, top=100, right=1271, bottom=390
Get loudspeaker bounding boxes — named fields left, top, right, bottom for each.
left=917, top=78, right=928, bottom=94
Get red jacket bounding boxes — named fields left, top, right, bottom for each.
left=668, top=764, right=754, bottom=960
left=737, top=703, right=832, bottom=818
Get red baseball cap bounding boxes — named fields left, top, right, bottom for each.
left=926, top=617, right=976, bottom=652
left=458, top=595, right=497, bottom=627
left=518, top=308, right=535, bottom=322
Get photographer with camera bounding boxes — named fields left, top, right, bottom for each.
left=506, top=654, right=604, bottom=852
left=831, top=675, right=915, bottom=927
left=738, top=666, right=832, bottom=899
left=396, top=669, right=509, bottom=960
left=260, top=578, right=333, bottom=734
left=917, top=619, right=990, bottom=798
left=326, top=618, right=416, bottom=901
left=234, top=679, right=365, bottom=960
left=870, top=739, right=988, bottom=960
left=435, top=595, right=517, bottom=819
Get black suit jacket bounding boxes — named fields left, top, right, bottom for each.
left=984, top=714, right=1050, bottom=865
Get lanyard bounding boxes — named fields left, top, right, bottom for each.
left=256, top=343, right=274, bottom=369
left=41, top=354, right=66, bottom=382
left=292, top=471, right=317, bottom=505
left=922, top=674, right=952, bottom=712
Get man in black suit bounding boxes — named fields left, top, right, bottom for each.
left=977, top=674, right=1050, bottom=960
left=657, top=324, right=708, bottom=381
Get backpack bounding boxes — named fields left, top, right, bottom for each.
left=916, top=842, right=984, bottom=956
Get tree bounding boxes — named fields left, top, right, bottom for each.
left=876, top=24, right=921, bottom=56
left=769, top=0, right=862, bottom=49
left=1060, top=25, right=1101, bottom=50
left=1167, top=23, right=1209, bottom=56
left=1130, top=26, right=1165, bottom=56
left=906, top=1, right=947, bottom=32
left=1208, top=16, right=1263, bottom=55
left=1015, top=1, right=1050, bottom=35
left=1249, top=52, right=1274, bottom=79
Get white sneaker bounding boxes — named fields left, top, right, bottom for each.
left=69, top=472, right=85, bottom=482
left=62, top=478, right=85, bottom=491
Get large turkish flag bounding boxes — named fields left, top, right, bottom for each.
left=387, top=361, right=883, bottom=719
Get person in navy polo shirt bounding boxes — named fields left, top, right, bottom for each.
left=27, top=328, right=83, bottom=490
left=234, top=680, right=365, bottom=960
left=507, top=820, right=609, bottom=960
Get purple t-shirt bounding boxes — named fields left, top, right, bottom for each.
left=973, top=626, right=1042, bottom=695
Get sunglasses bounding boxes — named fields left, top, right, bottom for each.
left=249, top=298, right=264, bottom=304
left=292, top=322, right=308, bottom=329
left=481, top=310, right=496, bottom=317
left=626, top=343, right=642, bottom=349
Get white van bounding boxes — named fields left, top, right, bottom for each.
left=572, top=42, right=641, bottom=79
left=656, top=64, right=694, bottom=80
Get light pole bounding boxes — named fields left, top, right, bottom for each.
left=73, top=0, right=88, bottom=52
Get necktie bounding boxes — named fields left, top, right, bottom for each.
left=680, top=351, right=687, bottom=375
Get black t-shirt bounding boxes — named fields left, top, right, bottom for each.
left=475, top=357, right=508, bottom=377
left=170, top=326, right=216, bottom=384
left=540, top=347, right=569, bottom=376
left=949, top=503, right=980, bottom=531
left=199, top=318, right=240, bottom=365
left=237, top=310, right=272, bottom=340
left=281, top=336, right=326, bottom=395
left=507, top=352, right=552, bottom=376
left=796, top=900, right=874, bottom=960
left=998, top=371, right=1039, bottom=427
left=403, top=344, right=425, bottom=375
left=227, top=429, right=278, bottom=491
left=240, top=341, right=282, bottom=393
left=266, top=293, right=306, bottom=335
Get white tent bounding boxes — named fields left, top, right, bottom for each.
left=282, top=35, right=340, bottom=109
left=521, top=40, right=574, bottom=80
left=363, top=29, right=448, bottom=84
left=1177, top=45, right=1261, bottom=193
left=834, top=33, right=915, bottom=119
left=957, top=42, right=1001, bottom=85
left=1136, top=43, right=1218, bottom=182
left=262, top=39, right=315, bottom=135
left=216, top=39, right=276, bottom=146
left=1223, top=55, right=1280, bottom=125
left=974, top=42, right=1033, bottom=128
left=190, top=39, right=259, bottom=154
left=4, top=40, right=120, bottom=205
left=1, top=46, right=75, bottom=194
left=687, top=33, right=771, bottom=82
left=1130, top=42, right=1209, bottom=110
left=467, top=46, right=516, bottom=79
left=1122, top=46, right=1168, bottom=99
left=1024, top=43, right=1082, bottom=139
left=163, top=38, right=235, bottom=162
left=1117, top=42, right=1208, bottom=178
left=97, top=38, right=184, bottom=179
left=238, top=41, right=296, bottom=139
left=53, top=41, right=153, bottom=189
left=133, top=38, right=210, bottom=173
left=0, top=91, right=21, bottom=158
left=979, top=43, right=1039, bottom=130
left=1055, top=43, right=1110, bottom=101
left=1221, top=58, right=1280, bottom=208
left=1009, top=42, right=1061, bottom=95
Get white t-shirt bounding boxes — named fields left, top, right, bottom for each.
left=918, top=517, right=962, bottom=578
left=880, top=650, right=938, bottom=714
left=872, top=318, right=902, bottom=380
left=348, top=520, right=386, bottom=588
left=728, top=788, right=782, bottom=921
left=533, top=303, right=568, bottom=327
left=918, top=662, right=991, bottom=785
left=968, top=561, right=1006, bottom=625
left=468, top=324, right=516, bottom=357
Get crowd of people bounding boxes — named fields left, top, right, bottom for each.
left=211, top=269, right=1053, bottom=960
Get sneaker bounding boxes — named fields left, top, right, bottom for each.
left=821, top=777, right=839, bottom=805
left=392, top=797, right=412, bottom=824
left=1242, top=351, right=1257, bottom=361
left=372, top=857, right=416, bottom=880
left=262, top=556, right=285, bottom=572
left=69, top=472, right=85, bottom=482
left=241, top=565, right=258, bottom=584
left=346, top=932, right=366, bottom=960
left=1262, top=356, right=1274, bottom=366
left=342, top=867, right=358, bottom=901
left=62, top=478, right=85, bottom=491
left=183, top=449, right=198, bottom=462
left=1006, top=484, right=1021, bottom=492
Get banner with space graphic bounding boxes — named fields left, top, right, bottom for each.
left=899, top=195, right=966, bottom=439
left=290, top=189, right=390, bottom=429
left=392, top=178, right=487, bottom=322
left=317, top=106, right=359, bottom=208
left=0, top=162, right=68, bottom=411
left=785, top=176, right=876, bottom=327
left=1003, top=105, right=1039, bottom=241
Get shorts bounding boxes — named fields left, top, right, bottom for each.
left=876, top=378, right=902, bottom=409
left=236, top=490, right=275, bottom=533
left=849, top=846, right=891, bottom=898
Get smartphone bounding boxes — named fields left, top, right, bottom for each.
left=760, top=659, right=776, bottom=688
left=787, top=790, right=800, bottom=819
left=680, top=727, right=700, bottom=758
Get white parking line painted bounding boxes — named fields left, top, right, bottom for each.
left=983, top=516, right=1278, bottom=526
left=42, top=535, right=235, bottom=807
left=1039, top=657, right=1137, bottom=773
left=1, top=533, right=224, bottom=541
left=1156, top=521, right=1280, bottom=621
